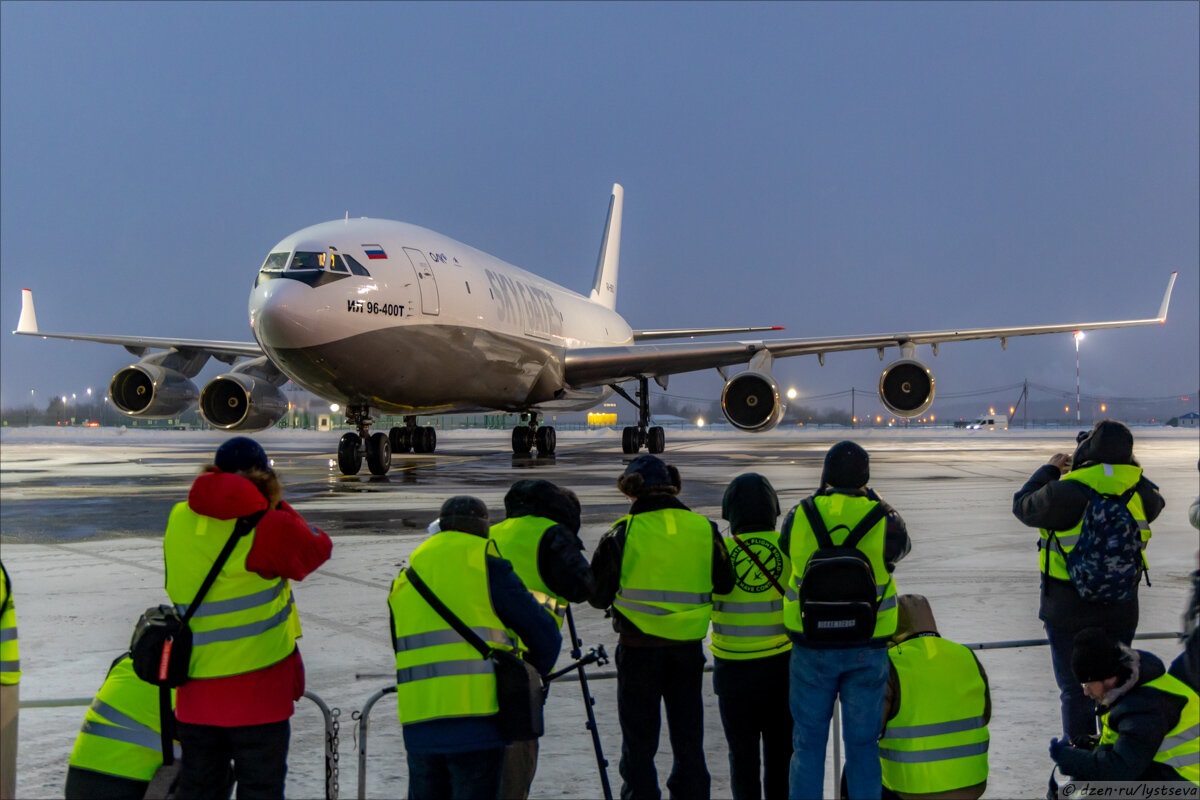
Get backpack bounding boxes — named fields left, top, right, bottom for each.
left=797, top=497, right=888, bottom=643
left=1051, top=486, right=1144, bottom=603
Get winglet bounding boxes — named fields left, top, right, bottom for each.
left=1156, top=271, right=1177, bottom=322
left=589, top=184, right=623, bottom=310
left=16, top=288, right=38, bottom=334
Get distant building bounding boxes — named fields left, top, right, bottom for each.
left=1178, top=411, right=1199, bottom=428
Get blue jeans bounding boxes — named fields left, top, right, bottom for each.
left=406, top=747, right=505, bottom=800
left=788, top=645, right=888, bottom=800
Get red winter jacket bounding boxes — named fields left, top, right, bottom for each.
left=174, top=470, right=332, bottom=727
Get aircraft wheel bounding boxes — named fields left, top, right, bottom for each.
left=535, top=426, right=556, bottom=455
left=621, top=426, right=640, bottom=454
left=389, top=426, right=412, bottom=454
left=414, top=426, right=437, bottom=454
left=337, top=432, right=362, bottom=476
left=512, top=426, right=534, bottom=455
left=366, top=431, right=392, bottom=475
left=647, top=426, right=665, bottom=454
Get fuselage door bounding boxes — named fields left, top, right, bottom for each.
left=403, top=247, right=440, bottom=316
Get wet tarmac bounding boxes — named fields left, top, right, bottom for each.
left=2, top=425, right=1197, bottom=798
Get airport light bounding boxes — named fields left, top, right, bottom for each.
left=696, top=417, right=705, bottom=428
left=786, top=387, right=797, bottom=401
left=1074, top=331, right=1084, bottom=424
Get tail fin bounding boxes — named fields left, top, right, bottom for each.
left=589, top=183, right=623, bottom=310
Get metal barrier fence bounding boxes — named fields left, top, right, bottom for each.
left=19, top=690, right=340, bottom=800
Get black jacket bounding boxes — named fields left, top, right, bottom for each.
left=589, top=494, right=734, bottom=644
left=1012, top=430, right=1164, bottom=628
left=1053, top=650, right=1192, bottom=782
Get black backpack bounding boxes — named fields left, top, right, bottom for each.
left=798, top=497, right=888, bottom=643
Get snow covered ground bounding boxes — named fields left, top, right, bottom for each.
left=1, top=425, right=1197, bottom=798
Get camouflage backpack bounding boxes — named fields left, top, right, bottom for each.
left=1051, top=486, right=1145, bottom=603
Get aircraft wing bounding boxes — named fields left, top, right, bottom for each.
left=632, top=325, right=784, bottom=341
left=564, top=271, right=1177, bottom=388
left=12, top=288, right=262, bottom=361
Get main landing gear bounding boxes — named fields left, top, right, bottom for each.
left=613, top=377, right=665, bottom=455
left=336, top=407, right=436, bottom=477
left=511, top=412, right=556, bottom=456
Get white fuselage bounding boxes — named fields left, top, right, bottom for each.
left=249, top=218, right=630, bottom=414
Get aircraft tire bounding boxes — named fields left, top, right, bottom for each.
left=512, top=426, right=534, bottom=455
left=621, top=426, right=640, bottom=454
left=389, top=426, right=412, bottom=454
left=535, top=426, right=556, bottom=455
left=417, top=426, right=437, bottom=454
left=338, top=432, right=362, bottom=476
left=647, top=426, right=665, bottom=454
left=366, top=432, right=392, bottom=475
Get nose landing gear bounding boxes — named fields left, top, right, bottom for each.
left=337, top=408, right=438, bottom=477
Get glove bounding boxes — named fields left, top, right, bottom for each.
left=1049, top=737, right=1068, bottom=763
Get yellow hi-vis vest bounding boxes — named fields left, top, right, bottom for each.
left=163, top=503, right=298, bottom=679
left=711, top=530, right=791, bottom=661
left=1038, top=464, right=1151, bottom=581
left=490, top=516, right=567, bottom=627
left=613, top=508, right=715, bottom=641
left=388, top=531, right=520, bottom=725
left=785, top=494, right=898, bottom=640
left=1099, top=671, right=1199, bottom=784
left=880, top=636, right=990, bottom=794
left=0, top=563, right=19, bottom=685
left=69, top=655, right=171, bottom=782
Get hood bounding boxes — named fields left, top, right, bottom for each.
left=721, top=473, right=780, bottom=535
left=1072, top=420, right=1136, bottom=469
left=891, top=594, right=940, bottom=644
left=503, top=479, right=581, bottom=534
left=1099, top=646, right=1167, bottom=709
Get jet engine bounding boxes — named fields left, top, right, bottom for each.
left=879, top=359, right=936, bottom=418
left=200, top=371, right=288, bottom=431
left=721, top=371, right=785, bottom=432
left=109, top=364, right=199, bottom=418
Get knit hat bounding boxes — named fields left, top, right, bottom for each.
left=618, top=455, right=680, bottom=497
left=438, top=496, right=490, bottom=538
left=214, top=436, right=270, bottom=473
left=1071, top=420, right=1135, bottom=469
left=1071, top=627, right=1124, bottom=683
left=821, top=441, right=869, bottom=489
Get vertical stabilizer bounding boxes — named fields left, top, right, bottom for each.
left=16, top=289, right=38, bottom=333
left=589, top=183, right=623, bottom=309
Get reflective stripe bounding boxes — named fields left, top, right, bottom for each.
left=879, top=740, right=989, bottom=764
left=1161, top=750, right=1200, bottom=770
left=190, top=604, right=292, bottom=646
left=1160, top=724, right=1200, bottom=752
left=711, top=622, right=787, bottom=637
left=91, top=699, right=147, bottom=732
left=80, top=719, right=160, bottom=752
left=878, top=594, right=897, bottom=613
left=393, top=627, right=511, bottom=653
left=618, top=588, right=712, bottom=604
left=0, top=628, right=16, bottom=643
left=615, top=599, right=675, bottom=616
left=882, top=716, right=986, bottom=740
left=0, top=659, right=18, bottom=672
left=177, top=582, right=285, bottom=618
left=396, top=658, right=493, bottom=685
left=713, top=599, right=783, bottom=614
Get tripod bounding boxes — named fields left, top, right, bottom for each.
left=543, top=606, right=614, bottom=800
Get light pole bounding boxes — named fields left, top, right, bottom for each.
left=1073, top=331, right=1085, bottom=425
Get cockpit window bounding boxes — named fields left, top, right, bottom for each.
left=261, top=252, right=289, bottom=272
left=286, top=250, right=371, bottom=277
left=289, top=251, right=327, bottom=270
left=343, top=254, right=371, bottom=276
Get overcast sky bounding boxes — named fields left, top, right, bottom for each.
left=2, top=2, right=1196, bottom=419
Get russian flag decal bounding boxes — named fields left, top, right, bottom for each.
left=362, top=244, right=388, bottom=260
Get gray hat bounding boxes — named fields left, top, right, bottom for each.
left=438, top=496, right=490, bottom=538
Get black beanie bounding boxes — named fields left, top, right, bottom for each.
left=1071, top=627, right=1124, bottom=683
left=438, top=496, right=490, bottom=538
left=214, top=436, right=270, bottom=473
left=721, top=473, right=780, bottom=534
left=821, top=441, right=869, bottom=489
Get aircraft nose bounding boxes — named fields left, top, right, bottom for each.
left=251, top=278, right=324, bottom=349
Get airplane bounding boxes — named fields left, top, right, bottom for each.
left=14, top=184, right=1177, bottom=477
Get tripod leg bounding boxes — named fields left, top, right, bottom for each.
left=566, top=607, right=613, bottom=800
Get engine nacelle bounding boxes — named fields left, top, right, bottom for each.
left=109, top=364, right=199, bottom=418
left=200, top=373, right=288, bottom=431
left=721, top=371, right=785, bottom=432
left=879, top=359, right=936, bottom=418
